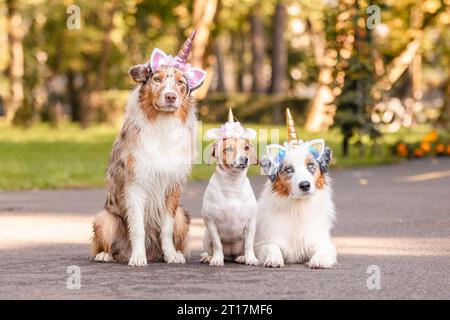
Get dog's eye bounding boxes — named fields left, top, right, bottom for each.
left=177, top=80, right=185, bottom=86
left=153, top=76, right=161, bottom=83
left=245, top=145, right=250, bottom=151
left=307, top=162, right=315, bottom=170
left=285, top=166, right=294, bottom=174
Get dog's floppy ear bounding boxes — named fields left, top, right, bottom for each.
left=129, top=64, right=150, bottom=83
left=204, top=142, right=217, bottom=165
left=260, top=156, right=277, bottom=182
left=319, top=146, right=332, bottom=173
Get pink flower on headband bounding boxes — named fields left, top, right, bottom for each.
left=207, top=122, right=257, bottom=140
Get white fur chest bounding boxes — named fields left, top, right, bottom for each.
left=202, top=173, right=257, bottom=242
left=255, top=182, right=335, bottom=263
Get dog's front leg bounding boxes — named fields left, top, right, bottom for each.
left=306, top=238, right=337, bottom=269
left=259, top=243, right=284, bottom=268
left=205, top=220, right=224, bottom=266
left=161, top=213, right=185, bottom=264
left=236, top=217, right=259, bottom=266
left=126, top=186, right=148, bottom=267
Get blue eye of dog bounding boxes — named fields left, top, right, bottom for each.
left=285, top=166, right=294, bottom=174
left=307, top=162, right=315, bottom=170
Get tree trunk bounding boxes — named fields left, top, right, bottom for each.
left=191, top=0, right=218, bottom=99
left=67, top=70, right=81, bottom=122
left=213, top=39, right=227, bottom=93
left=250, top=8, right=265, bottom=94
left=269, top=1, right=288, bottom=123
left=342, top=134, right=350, bottom=157
left=233, top=32, right=245, bottom=92
left=6, top=0, right=24, bottom=123
left=81, top=1, right=117, bottom=128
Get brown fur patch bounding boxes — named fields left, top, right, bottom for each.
left=306, top=155, right=327, bottom=190
left=126, top=154, right=134, bottom=176
left=139, top=88, right=160, bottom=122
left=173, top=207, right=190, bottom=255
left=272, top=171, right=291, bottom=197
left=315, top=169, right=326, bottom=190
left=165, top=185, right=181, bottom=217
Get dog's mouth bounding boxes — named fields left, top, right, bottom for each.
left=290, top=191, right=313, bottom=199
left=155, top=104, right=179, bottom=112
left=233, top=163, right=248, bottom=170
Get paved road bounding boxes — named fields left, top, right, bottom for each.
left=0, top=159, right=449, bottom=299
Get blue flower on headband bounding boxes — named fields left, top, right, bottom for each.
left=275, top=149, right=286, bottom=164
left=309, top=146, right=319, bottom=159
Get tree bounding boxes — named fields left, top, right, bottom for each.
left=6, top=0, right=24, bottom=123
left=191, top=0, right=219, bottom=99
left=250, top=6, right=265, bottom=94
left=269, top=1, right=287, bottom=122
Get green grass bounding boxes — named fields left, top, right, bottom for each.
left=0, top=121, right=432, bottom=190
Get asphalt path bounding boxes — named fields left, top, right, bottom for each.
left=0, top=158, right=449, bottom=299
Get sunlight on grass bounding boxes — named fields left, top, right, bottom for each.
left=0, top=121, right=431, bottom=190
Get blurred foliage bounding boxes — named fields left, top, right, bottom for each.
left=0, top=0, right=449, bottom=175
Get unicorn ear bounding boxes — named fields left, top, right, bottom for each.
left=186, top=67, right=207, bottom=90
left=266, top=144, right=286, bottom=167
left=206, top=128, right=222, bottom=140
left=245, top=128, right=257, bottom=140
left=149, top=48, right=169, bottom=73
left=305, top=139, right=325, bottom=159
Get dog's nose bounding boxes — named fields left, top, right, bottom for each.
left=165, top=92, right=177, bottom=103
left=299, top=181, right=311, bottom=192
left=237, top=156, right=249, bottom=167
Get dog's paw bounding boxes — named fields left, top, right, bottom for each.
left=95, top=252, right=112, bottom=262
left=128, top=253, right=147, bottom=267
left=263, top=256, right=284, bottom=268
left=306, top=253, right=336, bottom=269
left=209, top=255, right=224, bottom=267
left=200, top=253, right=212, bottom=264
left=235, top=255, right=260, bottom=266
left=164, top=251, right=186, bottom=264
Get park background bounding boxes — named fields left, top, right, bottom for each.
left=0, top=0, right=449, bottom=190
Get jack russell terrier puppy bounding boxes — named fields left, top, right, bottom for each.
left=255, top=108, right=336, bottom=269
left=200, top=109, right=259, bottom=266
left=91, top=31, right=207, bottom=267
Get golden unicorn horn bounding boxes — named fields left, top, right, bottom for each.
left=286, top=108, right=299, bottom=144
left=228, top=108, right=235, bottom=123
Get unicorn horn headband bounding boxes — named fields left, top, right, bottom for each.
left=206, top=108, right=256, bottom=140
left=175, top=30, right=196, bottom=66
left=286, top=108, right=299, bottom=145
left=148, top=30, right=206, bottom=90
left=228, top=108, right=235, bottom=123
